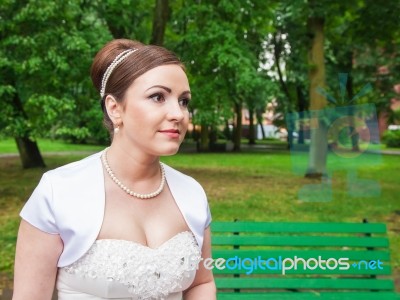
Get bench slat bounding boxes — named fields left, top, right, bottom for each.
left=213, top=265, right=392, bottom=275
left=216, top=292, right=400, bottom=300
left=211, top=222, right=387, bottom=234
left=212, top=236, right=389, bottom=247
left=215, top=278, right=395, bottom=290
left=212, top=249, right=391, bottom=261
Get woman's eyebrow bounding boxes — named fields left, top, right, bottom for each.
left=146, top=85, right=191, bottom=97
left=181, top=90, right=191, bottom=97
left=146, top=85, right=171, bottom=93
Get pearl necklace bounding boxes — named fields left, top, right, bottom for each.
left=101, top=148, right=166, bottom=199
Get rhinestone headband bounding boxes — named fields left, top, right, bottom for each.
left=100, top=48, right=138, bottom=98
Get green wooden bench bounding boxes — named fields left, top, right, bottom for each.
left=211, top=221, right=400, bottom=300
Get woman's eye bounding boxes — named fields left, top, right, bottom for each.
left=149, top=93, right=165, bottom=103
left=179, top=98, right=190, bottom=107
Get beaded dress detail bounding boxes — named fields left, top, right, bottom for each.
left=57, top=231, right=201, bottom=300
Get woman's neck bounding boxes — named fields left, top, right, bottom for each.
left=105, top=142, right=161, bottom=184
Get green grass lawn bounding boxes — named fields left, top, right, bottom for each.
left=0, top=140, right=399, bottom=290
left=0, top=138, right=105, bottom=153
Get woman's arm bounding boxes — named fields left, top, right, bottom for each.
left=183, top=226, right=216, bottom=299
left=13, top=220, right=63, bottom=300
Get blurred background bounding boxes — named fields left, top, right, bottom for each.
left=1, top=0, right=399, bottom=166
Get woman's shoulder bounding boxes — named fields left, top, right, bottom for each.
left=161, top=163, right=211, bottom=248
left=162, top=163, right=205, bottom=193
left=45, top=151, right=103, bottom=180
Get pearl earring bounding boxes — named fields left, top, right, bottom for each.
left=114, top=124, right=120, bottom=134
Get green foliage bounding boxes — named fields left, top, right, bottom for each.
left=383, top=130, right=400, bottom=148
left=1, top=0, right=399, bottom=152
left=96, top=0, right=153, bottom=41
left=171, top=0, right=275, bottom=128
left=324, top=0, right=400, bottom=113
left=0, top=0, right=112, bottom=143
left=268, top=0, right=399, bottom=114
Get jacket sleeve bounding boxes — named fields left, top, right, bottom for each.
left=20, top=173, right=59, bottom=234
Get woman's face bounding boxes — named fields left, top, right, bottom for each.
left=116, top=64, right=190, bottom=157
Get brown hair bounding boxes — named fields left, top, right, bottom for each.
left=91, top=39, right=185, bottom=136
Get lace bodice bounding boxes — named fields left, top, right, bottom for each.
left=57, top=231, right=201, bottom=300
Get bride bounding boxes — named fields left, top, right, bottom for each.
left=13, top=39, right=216, bottom=300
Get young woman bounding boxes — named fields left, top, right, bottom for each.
left=13, top=39, right=216, bottom=300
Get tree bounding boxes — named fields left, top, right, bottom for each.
left=266, top=1, right=399, bottom=177
left=245, top=75, right=273, bottom=145
left=305, top=15, right=328, bottom=178
left=0, top=0, right=111, bottom=168
left=317, top=0, right=398, bottom=153
left=173, top=0, right=274, bottom=151
left=262, top=2, right=310, bottom=148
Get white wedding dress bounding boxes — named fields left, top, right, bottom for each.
left=57, top=231, right=201, bottom=300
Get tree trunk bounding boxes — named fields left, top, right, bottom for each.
left=198, top=123, right=209, bottom=152
left=296, top=85, right=306, bottom=144
left=209, top=126, right=217, bottom=145
left=11, top=90, right=46, bottom=169
left=256, top=109, right=266, bottom=139
left=287, top=117, right=295, bottom=149
left=273, top=33, right=292, bottom=105
left=348, top=105, right=360, bottom=152
left=15, top=137, right=46, bottom=168
left=233, top=102, right=242, bottom=151
left=150, top=0, right=169, bottom=46
left=305, top=17, right=328, bottom=179
left=223, top=121, right=232, bottom=140
left=248, top=107, right=256, bottom=145
left=344, top=53, right=360, bottom=152
left=273, top=32, right=294, bottom=149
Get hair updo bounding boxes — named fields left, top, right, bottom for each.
left=90, top=39, right=185, bottom=136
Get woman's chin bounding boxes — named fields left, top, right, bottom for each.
left=156, top=145, right=181, bottom=156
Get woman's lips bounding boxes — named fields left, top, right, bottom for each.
left=159, top=129, right=180, bottom=139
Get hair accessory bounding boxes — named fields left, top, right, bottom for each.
left=100, top=48, right=138, bottom=98
left=101, top=147, right=166, bottom=199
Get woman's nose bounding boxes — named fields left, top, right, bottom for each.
left=166, top=100, right=185, bottom=122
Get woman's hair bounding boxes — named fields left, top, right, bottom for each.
left=91, top=39, right=184, bottom=136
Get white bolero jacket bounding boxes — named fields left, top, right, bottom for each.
left=20, top=151, right=211, bottom=267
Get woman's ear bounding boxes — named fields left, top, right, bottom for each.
left=105, top=95, right=122, bottom=125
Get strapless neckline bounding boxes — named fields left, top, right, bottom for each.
left=58, top=230, right=201, bottom=299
